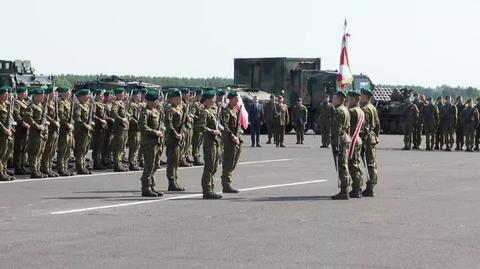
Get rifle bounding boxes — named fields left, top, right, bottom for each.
left=215, top=95, right=225, bottom=131
left=6, top=93, right=15, bottom=132
left=87, top=93, right=96, bottom=127
left=69, top=94, right=77, bottom=126
left=179, top=92, right=196, bottom=137
left=159, top=92, right=168, bottom=132
left=40, top=94, right=50, bottom=128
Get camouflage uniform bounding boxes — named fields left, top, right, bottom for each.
left=180, top=100, right=194, bottom=166
left=273, top=102, right=289, bottom=147
left=40, top=99, right=60, bottom=177
left=92, top=98, right=107, bottom=169
left=475, top=100, right=480, bottom=150
left=0, top=99, right=14, bottom=181
left=421, top=102, right=439, bottom=150
left=412, top=98, right=424, bottom=149
left=101, top=100, right=114, bottom=167
left=348, top=105, right=364, bottom=194
left=460, top=104, right=479, bottom=152
left=441, top=103, right=457, bottom=151
left=200, top=106, right=222, bottom=195
left=111, top=99, right=129, bottom=171
left=57, top=97, right=74, bottom=176
left=455, top=102, right=465, bottom=150
left=435, top=100, right=444, bottom=149
left=403, top=102, right=419, bottom=150
left=191, top=100, right=205, bottom=165
left=292, top=103, right=308, bottom=144
left=263, top=100, right=275, bottom=144
left=360, top=100, right=380, bottom=194
left=317, top=101, right=335, bottom=147
left=331, top=103, right=351, bottom=190
left=12, top=98, right=29, bottom=174
left=165, top=102, right=185, bottom=190
left=24, top=100, right=48, bottom=178
left=221, top=104, right=242, bottom=190
left=73, top=101, right=92, bottom=174
left=128, top=101, right=142, bottom=170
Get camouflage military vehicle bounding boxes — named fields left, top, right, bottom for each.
left=0, top=59, right=53, bottom=88
left=373, top=86, right=413, bottom=134
left=73, top=75, right=161, bottom=93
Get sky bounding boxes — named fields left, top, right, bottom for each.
left=2, top=0, right=479, bottom=88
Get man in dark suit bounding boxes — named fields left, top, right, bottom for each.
left=249, top=96, right=263, bottom=147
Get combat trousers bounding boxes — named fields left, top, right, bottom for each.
left=92, top=127, right=105, bottom=167
left=101, top=128, right=113, bottom=166
left=403, top=125, right=414, bottom=148
left=201, top=138, right=220, bottom=193
left=166, top=141, right=182, bottom=184
left=74, top=129, right=91, bottom=172
left=28, top=130, right=47, bottom=175
left=319, top=123, right=331, bottom=146
left=57, top=128, right=73, bottom=174
left=128, top=130, right=140, bottom=166
left=423, top=123, right=436, bottom=150
left=140, top=138, right=163, bottom=192
left=456, top=124, right=464, bottom=149
left=221, top=136, right=242, bottom=187
left=112, top=130, right=127, bottom=169
left=442, top=124, right=455, bottom=150
left=413, top=123, right=422, bottom=148
left=294, top=123, right=305, bottom=144
left=435, top=124, right=444, bottom=148
left=349, top=139, right=363, bottom=191
left=266, top=121, right=274, bottom=143
left=334, top=134, right=351, bottom=189
left=41, top=127, right=59, bottom=173
left=274, top=123, right=285, bottom=146
left=182, top=128, right=193, bottom=159
left=362, top=141, right=378, bottom=186
left=13, top=126, right=28, bottom=172
left=192, top=126, right=204, bottom=161
left=0, top=135, right=13, bottom=177
left=463, top=125, right=475, bottom=151
left=475, top=126, right=480, bottom=149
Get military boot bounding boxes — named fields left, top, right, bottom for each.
left=93, top=163, right=106, bottom=170
left=331, top=187, right=349, bottom=200
left=30, top=172, right=45, bottom=179
left=141, top=189, right=158, bottom=197
left=168, top=182, right=186, bottom=192
left=349, top=188, right=363, bottom=198
left=203, top=192, right=222, bottom=199
left=266, top=139, right=272, bottom=144
left=179, top=159, right=192, bottom=167
left=58, top=170, right=71, bottom=177
left=193, top=157, right=204, bottom=166
left=0, top=173, right=13, bottom=181
left=114, top=164, right=129, bottom=172
left=186, top=156, right=194, bottom=163
left=222, top=184, right=239, bottom=193
left=160, top=160, right=167, bottom=166
left=362, top=184, right=375, bottom=197
left=129, top=164, right=141, bottom=171
left=151, top=188, right=164, bottom=197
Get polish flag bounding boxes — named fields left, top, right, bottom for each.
left=236, top=96, right=249, bottom=129
left=338, top=19, right=353, bottom=90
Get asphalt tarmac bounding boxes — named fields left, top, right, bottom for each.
left=1, top=134, right=479, bottom=269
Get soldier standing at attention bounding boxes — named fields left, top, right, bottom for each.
left=434, top=96, right=444, bottom=150
left=221, top=91, right=242, bottom=193
left=127, top=89, right=142, bottom=171
left=111, top=87, right=129, bottom=172
left=101, top=90, right=114, bottom=168
left=138, top=91, right=165, bottom=197
left=461, top=99, right=478, bottom=152
left=412, top=93, right=424, bottom=149
left=347, top=91, right=365, bottom=198
left=360, top=88, right=380, bottom=197
left=215, top=90, right=226, bottom=163
left=73, top=89, right=93, bottom=175
left=474, top=97, right=480, bottom=151
left=263, top=94, right=275, bottom=144
left=442, top=96, right=457, bottom=151
left=331, top=91, right=351, bottom=200
left=24, top=88, right=49, bottom=178
left=12, top=86, right=30, bottom=175
left=165, top=89, right=186, bottom=192
left=455, top=96, right=465, bottom=150
left=179, top=88, right=194, bottom=167
left=317, top=93, right=335, bottom=148
left=40, top=86, right=60, bottom=177
left=138, top=88, right=148, bottom=167
left=402, top=95, right=419, bottom=150
left=191, top=88, right=205, bottom=166
left=56, top=87, right=75, bottom=176
left=0, top=86, right=15, bottom=181
left=274, top=95, right=289, bottom=148
left=292, top=97, right=308, bottom=144
left=91, top=89, right=107, bottom=170
left=199, top=90, right=223, bottom=199
left=421, top=97, right=439, bottom=151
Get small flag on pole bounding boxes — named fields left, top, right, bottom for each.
left=338, top=19, right=353, bottom=90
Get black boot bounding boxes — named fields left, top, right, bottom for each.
left=266, top=139, right=272, bottom=144
left=222, top=184, right=239, bottom=193
left=193, top=158, right=204, bottom=166
left=362, top=184, right=375, bottom=197
left=0, top=174, right=13, bottom=181
left=349, top=188, right=363, bottom=198
left=114, top=165, right=129, bottom=172
left=168, top=182, right=186, bottom=192
left=179, top=159, right=192, bottom=167
left=151, top=188, right=164, bottom=197
left=203, top=192, right=222, bottom=199
left=331, top=187, right=349, bottom=200
left=129, top=164, right=141, bottom=171
left=141, top=189, right=158, bottom=197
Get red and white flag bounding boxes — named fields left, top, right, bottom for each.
left=338, top=19, right=353, bottom=90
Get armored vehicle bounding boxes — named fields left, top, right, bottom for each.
left=73, top=75, right=161, bottom=93
left=0, top=59, right=53, bottom=88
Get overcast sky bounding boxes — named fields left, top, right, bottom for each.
left=3, top=0, right=479, bottom=87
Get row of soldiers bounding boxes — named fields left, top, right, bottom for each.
left=403, top=94, right=480, bottom=151
left=0, top=86, right=243, bottom=199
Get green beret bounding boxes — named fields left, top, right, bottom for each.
left=113, top=87, right=125, bottom=94
left=444, top=95, right=451, bottom=99
left=217, top=90, right=226, bottom=96
left=360, top=88, right=373, bottom=97
left=180, top=88, right=190, bottom=94
left=103, top=89, right=112, bottom=96
left=169, top=89, right=181, bottom=97
left=145, top=91, right=159, bottom=101
left=334, top=90, right=347, bottom=99
left=45, top=86, right=55, bottom=94
left=194, top=88, right=203, bottom=94
left=347, top=91, right=361, bottom=97
left=30, top=87, right=44, bottom=95
left=76, top=89, right=90, bottom=97
left=139, top=88, right=148, bottom=94
left=202, top=90, right=216, bottom=100
left=132, top=89, right=140, bottom=95
left=0, top=86, right=10, bottom=94
left=93, top=89, right=104, bottom=95
left=227, top=90, right=238, bottom=99
left=57, top=87, right=69, bottom=93
left=16, top=86, right=28, bottom=93
left=7, top=86, right=14, bottom=93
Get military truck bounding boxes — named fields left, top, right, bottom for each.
left=0, top=59, right=53, bottom=88
left=73, top=75, right=161, bottom=93
left=373, top=86, right=413, bottom=134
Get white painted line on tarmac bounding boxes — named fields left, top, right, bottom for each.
left=0, top=158, right=293, bottom=184
left=50, top=179, right=327, bottom=215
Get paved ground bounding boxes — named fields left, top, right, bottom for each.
left=1, top=134, right=480, bottom=269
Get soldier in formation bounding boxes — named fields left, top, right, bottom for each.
left=316, top=93, right=335, bottom=148
left=292, top=97, right=308, bottom=144
left=273, top=95, right=289, bottom=148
